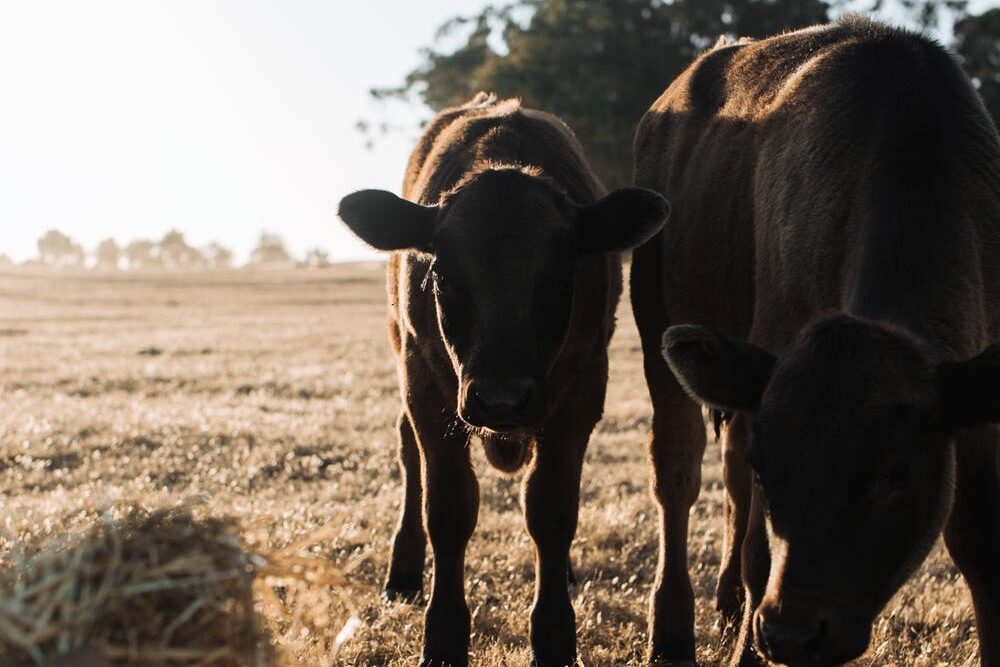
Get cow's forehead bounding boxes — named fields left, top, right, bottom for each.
left=433, top=198, right=575, bottom=269
left=436, top=222, right=572, bottom=255
left=765, top=317, right=936, bottom=407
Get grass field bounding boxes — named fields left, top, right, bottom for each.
left=0, top=266, right=982, bottom=666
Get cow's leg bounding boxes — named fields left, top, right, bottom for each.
left=418, top=418, right=479, bottom=667
left=384, top=411, right=426, bottom=602
left=523, top=425, right=589, bottom=667
left=400, top=366, right=480, bottom=667
left=632, top=236, right=707, bottom=666
left=727, top=484, right=770, bottom=667
left=717, top=413, right=752, bottom=630
left=646, top=380, right=707, bottom=665
left=944, top=427, right=1000, bottom=667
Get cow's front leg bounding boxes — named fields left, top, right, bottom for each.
left=728, top=483, right=770, bottom=667
left=385, top=412, right=426, bottom=602
left=945, top=427, right=1000, bottom=667
left=523, top=433, right=587, bottom=667
left=419, top=428, right=479, bottom=667
left=717, top=413, right=752, bottom=630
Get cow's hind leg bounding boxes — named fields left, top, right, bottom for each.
left=632, top=247, right=707, bottom=665
left=944, top=427, right=1000, bottom=667
left=384, top=411, right=426, bottom=602
left=717, top=413, right=752, bottom=630
left=646, top=381, right=707, bottom=666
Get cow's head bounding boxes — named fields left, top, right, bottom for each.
left=339, top=168, right=667, bottom=432
left=662, top=314, right=1000, bottom=666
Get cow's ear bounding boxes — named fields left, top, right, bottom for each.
left=575, top=187, right=669, bottom=253
left=337, top=189, right=438, bottom=252
left=662, top=325, right=776, bottom=411
left=938, top=344, right=1000, bottom=430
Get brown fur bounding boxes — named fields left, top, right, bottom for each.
left=633, top=17, right=1000, bottom=666
left=341, top=95, right=668, bottom=666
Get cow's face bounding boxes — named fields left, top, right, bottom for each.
left=339, top=169, right=668, bottom=432
left=662, top=315, right=1000, bottom=666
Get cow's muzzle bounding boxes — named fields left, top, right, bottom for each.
left=754, top=603, right=867, bottom=667
left=460, top=377, right=542, bottom=431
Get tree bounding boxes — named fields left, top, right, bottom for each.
left=954, top=7, right=1000, bottom=130
left=159, top=229, right=204, bottom=268
left=203, top=242, right=234, bottom=269
left=37, top=230, right=84, bottom=268
left=848, top=0, right=968, bottom=33
left=371, top=0, right=828, bottom=188
left=302, top=248, right=331, bottom=268
left=125, top=239, right=161, bottom=270
left=249, top=232, right=294, bottom=266
left=95, top=238, right=121, bottom=269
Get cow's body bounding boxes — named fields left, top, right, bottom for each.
left=633, top=18, right=1000, bottom=666
left=339, top=94, right=667, bottom=666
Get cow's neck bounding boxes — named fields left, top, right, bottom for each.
left=844, top=185, right=983, bottom=359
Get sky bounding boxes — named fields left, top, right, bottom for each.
left=0, top=1, right=996, bottom=264
left=0, top=1, right=491, bottom=263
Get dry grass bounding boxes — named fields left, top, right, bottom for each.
left=0, top=266, right=981, bottom=666
left=0, top=506, right=270, bottom=667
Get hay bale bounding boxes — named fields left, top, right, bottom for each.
left=0, top=507, right=274, bottom=667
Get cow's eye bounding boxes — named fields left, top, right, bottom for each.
left=430, top=265, right=451, bottom=287
left=883, top=461, right=911, bottom=493
left=746, top=425, right=764, bottom=471
left=431, top=269, right=470, bottom=300
left=538, top=279, right=571, bottom=303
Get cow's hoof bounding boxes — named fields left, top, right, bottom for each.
left=45, top=652, right=113, bottom=667
left=382, top=582, right=423, bottom=604
left=419, top=657, right=468, bottom=667
left=716, top=598, right=742, bottom=627
left=728, top=650, right=765, bottom=667
left=531, top=654, right=577, bottom=667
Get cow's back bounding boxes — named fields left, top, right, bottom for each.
left=634, top=17, right=1000, bottom=351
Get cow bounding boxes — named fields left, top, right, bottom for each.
left=337, top=93, right=668, bottom=667
left=631, top=17, right=1000, bottom=667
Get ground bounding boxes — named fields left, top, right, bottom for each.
left=0, top=266, right=981, bottom=666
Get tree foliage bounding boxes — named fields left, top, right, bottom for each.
left=203, top=242, right=234, bottom=269
left=159, top=229, right=204, bottom=268
left=955, top=7, right=1000, bottom=130
left=37, top=230, right=84, bottom=267
left=96, top=238, right=121, bottom=269
left=302, top=248, right=332, bottom=268
left=249, top=232, right=295, bottom=266
left=373, top=0, right=1000, bottom=188
left=125, top=239, right=161, bottom=270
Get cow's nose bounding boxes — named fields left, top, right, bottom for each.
left=756, top=608, right=826, bottom=664
left=464, top=377, right=540, bottom=429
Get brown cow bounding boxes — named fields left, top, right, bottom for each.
left=338, top=93, right=668, bottom=666
left=632, top=17, right=1000, bottom=667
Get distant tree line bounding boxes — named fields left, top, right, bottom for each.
left=8, top=229, right=334, bottom=270
left=367, top=0, right=1000, bottom=188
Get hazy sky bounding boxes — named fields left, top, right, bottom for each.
left=1, top=1, right=996, bottom=263
left=0, top=1, right=490, bottom=263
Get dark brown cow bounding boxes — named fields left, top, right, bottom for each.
left=338, top=93, right=668, bottom=667
left=632, top=17, right=1000, bottom=667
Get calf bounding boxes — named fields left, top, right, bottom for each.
left=338, top=93, right=668, bottom=667
left=632, top=17, right=1000, bottom=667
